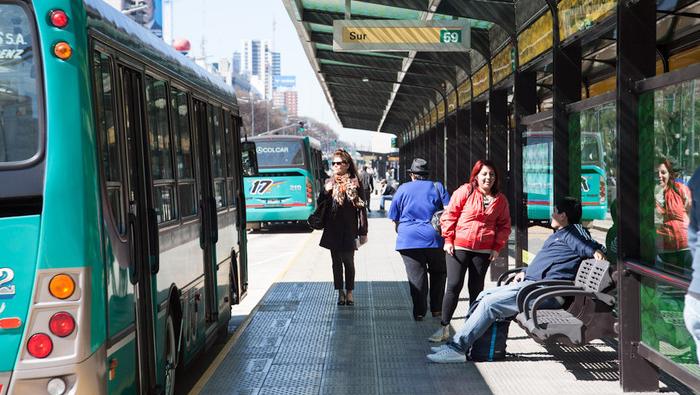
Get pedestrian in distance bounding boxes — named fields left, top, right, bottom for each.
left=388, top=158, right=450, bottom=321
left=684, top=165, right=700, bottom=363
left=319, top=149, right=368, bottom=306
left=427, top=197, right=606, bottom=363
left=428, top=159, right=511, bottom=343
left=378, top=179, right=396, bottom=211
left=358, top=165, right=374, bottom=212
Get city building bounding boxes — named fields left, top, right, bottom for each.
left=241, top=39, right=272, bottom=99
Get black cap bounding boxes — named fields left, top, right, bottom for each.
left=408, top=158, right=429, bottom=175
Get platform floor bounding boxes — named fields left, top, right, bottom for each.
left=193, top=214, right=691, bottom=395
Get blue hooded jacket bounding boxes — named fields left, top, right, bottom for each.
left=525, top=224, right=605, bottom=281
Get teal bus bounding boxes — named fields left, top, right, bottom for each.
left=244, top=135, right=325, bottom=228
left=523, top=131, right=608, bottom=225
left=0, top=1, right=258, bottom=394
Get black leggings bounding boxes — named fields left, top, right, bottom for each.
left=441, top=250, right=490, bottom=325
left=331, top=250, right=355, bottom=291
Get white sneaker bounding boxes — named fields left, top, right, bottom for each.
left=430, top=344, right=450, bottom=353
left=427, top=325, right=452, bottom=343
left=427, top=347, right=466, bottom=363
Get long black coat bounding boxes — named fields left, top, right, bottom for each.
left=319, top=191, right=368, bottom=252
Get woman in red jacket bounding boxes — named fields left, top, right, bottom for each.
left=428, top=160, right=511, bottom=343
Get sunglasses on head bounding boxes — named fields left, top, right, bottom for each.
left=332, top=161, right=346, bottom=166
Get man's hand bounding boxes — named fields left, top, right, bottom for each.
left=593, top=249, right=606, bottom=261
left=489, top=250, right=499, bottom=261
left=359, top=235, right=368, bottom=245
left=444, top=243, right=454, bottom=256
left=513, top=272, right=525, bottom=282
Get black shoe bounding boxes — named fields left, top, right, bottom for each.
left=346, top=299, right=354, bottom=306
left=414, top=315, right=424, bottom=321
left=338, top=292, right=346, bottom=306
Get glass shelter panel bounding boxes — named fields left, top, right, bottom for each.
left=575, top=103, right=616, bottom=250
left=523, top=119, right=553, bottom=259
left=638, top=79, right=700, bottom=375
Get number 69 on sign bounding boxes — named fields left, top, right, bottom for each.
left=440, top=30, right=461, bottom=44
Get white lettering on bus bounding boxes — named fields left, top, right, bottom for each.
left=0, top=49, right=23, bottom=59
left=257, top=147, right=289, bottom=154
left=0, top=32, right=26, bottom=46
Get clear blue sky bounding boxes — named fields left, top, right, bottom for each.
left=167, top=0, right=391, bottom=149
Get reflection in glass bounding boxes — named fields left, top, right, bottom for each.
left=154, top=185, right=176, bottom=223
left=0, top=4, right=39, bottom=163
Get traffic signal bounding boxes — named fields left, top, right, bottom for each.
left=298, top=121, right=305, bottom=134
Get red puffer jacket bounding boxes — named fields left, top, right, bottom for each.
left=440, top=183, right=511, bottom=252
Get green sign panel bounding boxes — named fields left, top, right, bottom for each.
left=440, top=30, right=461, bottom=44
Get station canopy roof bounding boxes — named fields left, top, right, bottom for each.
left=282, top=0, right=538, bottom=134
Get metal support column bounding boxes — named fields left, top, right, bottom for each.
left=488, top=89, right=508, bottom=179
left=488, top=88, right=509, bottom=279
left=513, top=71, right=537, bottom=267
left=470, top=101, right=487, bottom=169
left=617, top=0, right=659, bottom=391
left=446, top=113, right=458, bottom=192
left=552, top=41, right=581, bottom=203
left=436, top=119, right=445, bottom=184
left=457, top=107, right=471, bottom=184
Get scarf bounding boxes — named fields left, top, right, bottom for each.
left=330, top=173, right=365, bottom=208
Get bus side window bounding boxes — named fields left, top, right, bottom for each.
left=145, top=77, right=177, bottom=224
left=171, top=87, right=197, bottom=218
left=93, top=51, right=125, bottom=234
left=207, top=105, right=226, bottom=209
left=223, top=111, right=235, bottom=208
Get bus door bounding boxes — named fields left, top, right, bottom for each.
left=119, top=65, right=159, bottom=394
left=192, top=99, right=219, bottom=328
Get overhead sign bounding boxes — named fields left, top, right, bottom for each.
left=333, top=20, right=470, bottom=52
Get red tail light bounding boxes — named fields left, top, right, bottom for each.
left=27, top=333, right=53, bottom=358
left=49, top=312, right=76, bottom=337
left=306, top=179, right=313, bottom=204
left=599, top=179, right=606, bottom=203
left=49, top=10, right=69, bottom=28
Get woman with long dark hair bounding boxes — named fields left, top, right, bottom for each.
left=428, top=160, right=511, bottom=343
left=319, top=149, right=368, bottom=306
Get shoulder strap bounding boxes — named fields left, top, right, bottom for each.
left=433, top=182, right=444, bottom=209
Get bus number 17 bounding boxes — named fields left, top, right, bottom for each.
left=250, top=179, right=274, bottom=195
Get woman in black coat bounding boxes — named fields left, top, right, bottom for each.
left=319, top=149, right=368, bottom=306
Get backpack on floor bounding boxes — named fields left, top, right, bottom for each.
left=468, top=319, right=510, bottom=361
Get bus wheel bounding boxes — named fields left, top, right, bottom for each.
left=164, top=314, right=177, bottom=395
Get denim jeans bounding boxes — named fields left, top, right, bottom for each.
left=450, top=280, right=533, bottom=352
left=379, top=195, right=393, bottom=210
left=684, top=294, right=700, bottom=363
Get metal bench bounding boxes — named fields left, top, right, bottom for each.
left=513, top=259, right=616, bottom=346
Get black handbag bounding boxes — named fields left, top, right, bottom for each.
left=307, top=196, right=328, bottom=230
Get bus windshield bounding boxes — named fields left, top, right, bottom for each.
left=0, top=4, right=40, bottom=164
left=255, top=140, right=305, bottom=168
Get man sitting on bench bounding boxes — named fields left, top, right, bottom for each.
left=427, top=196, right=606, bottom=363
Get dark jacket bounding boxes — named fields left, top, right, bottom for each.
left=524, top=224, right=605, bottom=281
left=319, top=191, right=368, bottom=251
left=359, top=171, right=374, bottom=194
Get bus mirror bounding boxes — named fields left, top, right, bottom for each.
left=241, top=141, right=259, bottom=176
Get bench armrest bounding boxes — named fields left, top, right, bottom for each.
left=497, top=267, right=525, bottom=286
left=529, top=289, right=598, bottom=330
left=522, top=285, right=583, bottom=319
left=516, top=280, right=574, bottom=312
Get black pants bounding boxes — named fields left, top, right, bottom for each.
left=399, top=248, right=447, bottom=319
left=331, top=250, right=355, bottom=291
left=441, top=250, right=490, bottom=325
